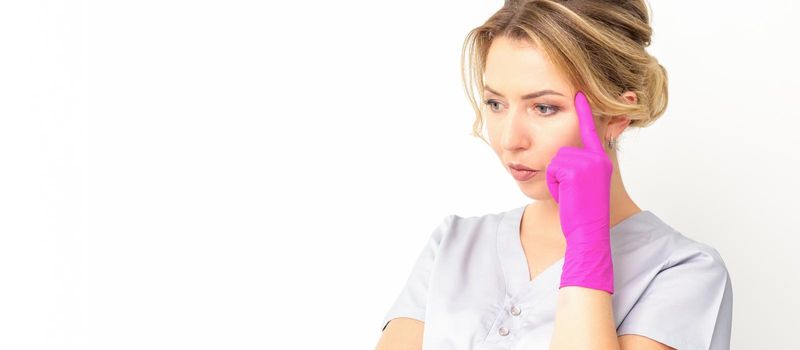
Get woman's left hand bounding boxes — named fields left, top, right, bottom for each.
left=545, top=91, right=615, bottom=294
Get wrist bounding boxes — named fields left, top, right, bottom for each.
left=560, top=238, right=614, bottom=294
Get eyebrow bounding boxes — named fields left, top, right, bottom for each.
left=483, top=85, right=565, bottom=99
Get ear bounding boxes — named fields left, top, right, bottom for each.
left=621, top=90, right=637, bottom=104
left=605, top=91, right=637, bottom=139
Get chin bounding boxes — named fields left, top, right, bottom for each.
left=517, top=182, right=552, bottom=201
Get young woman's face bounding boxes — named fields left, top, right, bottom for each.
left=483, top=36, right=607, bottom=200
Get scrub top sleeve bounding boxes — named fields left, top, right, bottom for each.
left=617, top=245, right=733, bottom=350
left=380, top=214, right=455, bottom=332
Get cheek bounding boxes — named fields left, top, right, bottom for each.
left=538, top=120, right=582, bottom=167
left=551, top=112, right=584, bottom=147
left=485, top=114, right=580, bottom=150
left=541, top=118, right=578, bottom=147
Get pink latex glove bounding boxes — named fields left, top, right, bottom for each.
left=545, top=91, right=615, bottom=295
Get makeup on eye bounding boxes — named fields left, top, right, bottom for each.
left=482, top=98, right=561, bottom=116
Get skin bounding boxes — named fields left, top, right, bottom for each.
left=483, top=36, right=641, bottom=235
left=375, top=35, right=674, bottom=350
left=483, top=36, right=674, bottom=350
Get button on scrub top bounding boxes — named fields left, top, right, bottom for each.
left=380, top=205, right=733, bottom=350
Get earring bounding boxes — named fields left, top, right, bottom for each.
left=606, top=137, right=616, bottom=150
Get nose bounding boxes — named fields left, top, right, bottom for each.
left=500, top=104, right=531, bottom=151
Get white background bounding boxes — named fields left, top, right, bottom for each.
left=1, top=0, right=798, bottom=349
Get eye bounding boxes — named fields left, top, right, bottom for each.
left=482, top=99, right=561, bottom=117
left=482, top=99, right=503, bottom=113
left=533, top=104, right=560, bottom=117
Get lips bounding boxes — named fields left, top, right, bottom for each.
left=509, top=167, right=539, bottom=181
left=508, top=163, right=539, bottom=172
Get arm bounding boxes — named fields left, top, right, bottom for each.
left=549, top=287, right=675, bottom=350
left=375, top=216, right=454, bottom=350
left=549, top=286, right=620, bottom=350
left=375, top=318, right=424, bottom=350
left=545, top=92, right=674, bottom=350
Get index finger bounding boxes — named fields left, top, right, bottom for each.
left=574, top=91, right=603, bottom=153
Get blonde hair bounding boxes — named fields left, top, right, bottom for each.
left=461, top=0, right=668, bottom=146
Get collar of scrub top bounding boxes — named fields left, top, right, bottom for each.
left=496, top=205, right=660, bottom=299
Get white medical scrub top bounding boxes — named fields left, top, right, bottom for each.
left=380, top=204, right=733, bottom=350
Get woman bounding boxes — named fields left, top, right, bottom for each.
left=376, top=1, right=733, bottom=349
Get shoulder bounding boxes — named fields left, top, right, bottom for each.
left=617, top=211, right=730, bottom=275
left=633, top=219, right=732, bottom=305
left=658, top=223, right=730, bottom=275
left=615, top=222, right=733, bottom=350
left=612, top=212, right=733, bottom=317
left=440, top=205, right=520, bottom=236
left=427, top=206, right=521, bottom=250
left=653, top=233, right=731, bottom=303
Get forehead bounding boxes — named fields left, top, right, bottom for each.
left=483, top=36, right=573, bottom=96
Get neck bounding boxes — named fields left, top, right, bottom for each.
left=526, top=151, right=641, bottom=232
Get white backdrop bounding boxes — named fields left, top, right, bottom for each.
left=1, top=0, right=798, bottom=349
